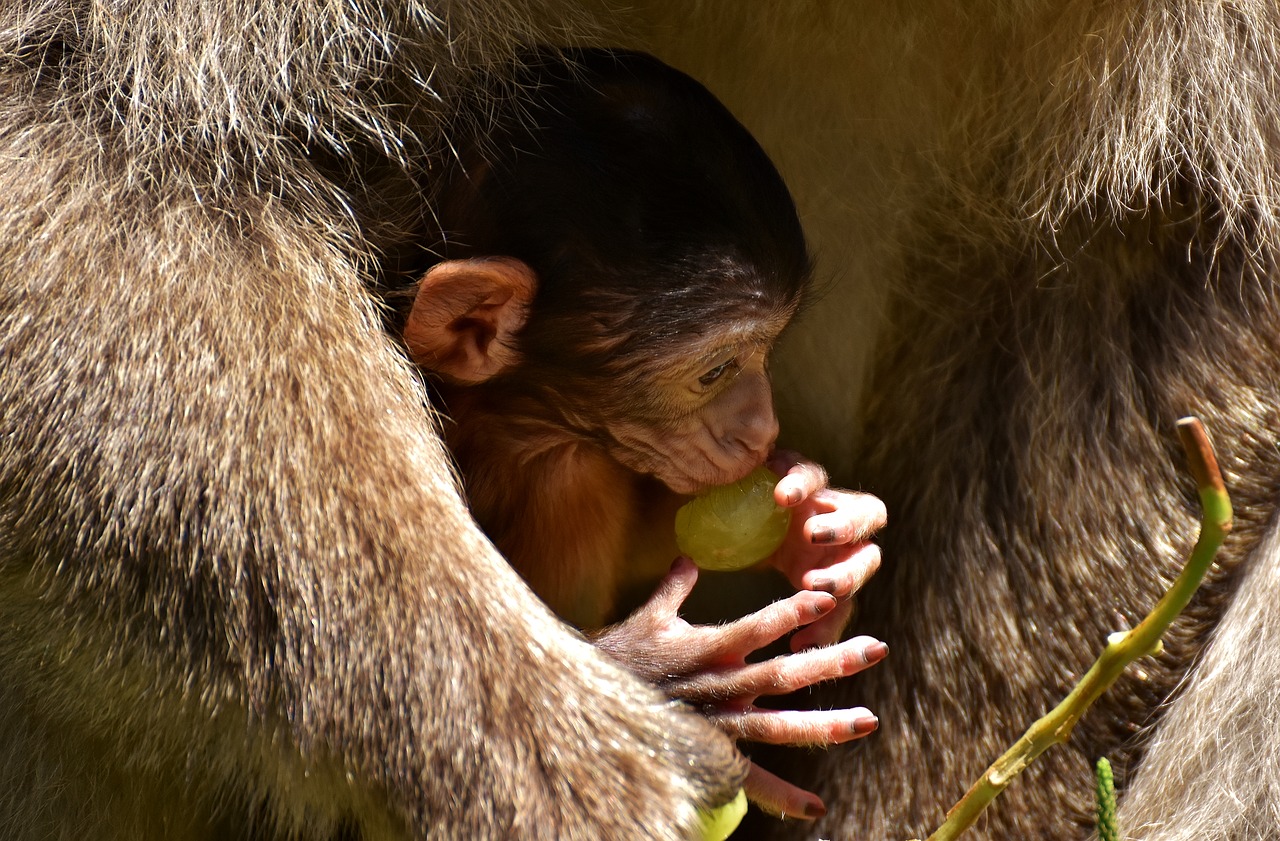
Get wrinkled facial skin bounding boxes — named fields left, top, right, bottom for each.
left=601, top=315, right=790, bottom=495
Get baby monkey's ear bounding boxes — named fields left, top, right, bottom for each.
left=403, top=257, right=536, bottom=384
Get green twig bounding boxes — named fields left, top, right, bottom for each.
left=907, top=417, right=1232, bottom=841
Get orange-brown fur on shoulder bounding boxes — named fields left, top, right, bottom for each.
left=441, top=386, right=684, bottom=629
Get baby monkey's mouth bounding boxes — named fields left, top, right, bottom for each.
left=603, top=422, right=770, bottom=495
left=650, top=454, right=766, bottom=496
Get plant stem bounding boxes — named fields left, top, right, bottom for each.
left=907, top=417, right=1232, bottom=841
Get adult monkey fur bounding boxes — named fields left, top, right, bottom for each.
left=625, top=1, right=1280, bottom=839
left=0, top=2, right=752, bottom=840
left=6, top=0, right=1280, bottom=839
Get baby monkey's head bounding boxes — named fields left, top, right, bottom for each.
left=405, top=47, right=811, bottom=493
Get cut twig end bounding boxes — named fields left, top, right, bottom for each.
left=1175, top=417, right=1226, bottom=498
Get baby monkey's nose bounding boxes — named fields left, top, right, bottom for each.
left=734, top=410, right=780, bottom=462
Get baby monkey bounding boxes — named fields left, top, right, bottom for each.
left=399, top=48, right=887, bottom=819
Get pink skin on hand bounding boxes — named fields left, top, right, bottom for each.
left=593, top=556, right=887, bottom=821
left=766, top=449, right=887, bottom=650
left=595, top=449, right=888, bottom=820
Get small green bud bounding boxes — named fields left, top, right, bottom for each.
left=1096, top=757, right=1119, bottom=841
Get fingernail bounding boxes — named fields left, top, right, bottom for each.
left=810, top=593, right=837, bottom=617
left=864, top=641, right=889, bottom=663
left=785, top=487, right=803, bottom=505
left=811, top=527, right=836, bottom=544
left=852, top=715, right=879, bottom=736
left=810, top=576, right=837, bottom=594
left=804, top=801, right=827, bottom=819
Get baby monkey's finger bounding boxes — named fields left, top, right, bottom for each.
left=804, top=489, right=887, bottom=544
left=744, top=635, right=886, bottom=697
left=769, top=450, right=829, bottom=507
left=790, top=596, right=854, bottom=650
left=673, top=635, right=885, bottom=700
left=695, top=590, right=838, bottom=664
left=712, top=706, right=879, bottom=747
left=743, top=761, right=827, bottom=820
left=803, top=542, right=882, bottom=599
left=642, top=556, right=701, bottom=616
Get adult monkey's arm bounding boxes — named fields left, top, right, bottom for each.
left=0, top=0, right=745, bottom=838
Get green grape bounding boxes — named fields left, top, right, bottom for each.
left=696, top=788, right=747, bottom=841
left=675, top=467, right=792, bottom=571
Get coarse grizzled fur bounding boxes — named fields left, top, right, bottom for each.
left=0, top=2, right=745, bottom=840
left=8, top=0, right=1280, bottom=838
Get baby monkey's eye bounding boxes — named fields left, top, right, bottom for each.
left=698, top=359, right=738, bottom=387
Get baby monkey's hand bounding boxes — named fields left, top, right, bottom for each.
left=592, top=558, right=886, bottom=821
left=766, top=449, right=886, bottom=650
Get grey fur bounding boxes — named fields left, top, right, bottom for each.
left=0, top=1, right=744, bottom=839
left=9, top=0, right=1279, bottom=837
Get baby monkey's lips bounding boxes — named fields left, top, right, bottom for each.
left=652, top=456, right=765, bottom=496
left=605, top=430, right=765, bottom=494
